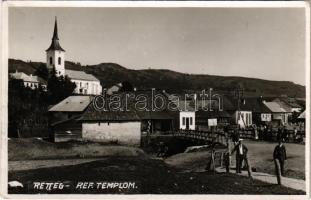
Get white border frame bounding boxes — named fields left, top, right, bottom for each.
left=0, top=1, right=310, bottom=200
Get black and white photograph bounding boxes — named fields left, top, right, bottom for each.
left=1, top=2, right=309, bottom=197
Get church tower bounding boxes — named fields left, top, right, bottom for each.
left=46, top=17, right=65, bottom=76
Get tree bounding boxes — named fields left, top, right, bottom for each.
left=8, top=77, right=49, bottom=138
left=120, top=81, right=134, bottom=92
left=289, top=111, right=300, bottom=124
left=35, top=63, right=49, bottom=80
left=47, top=67, right=76, bottom=105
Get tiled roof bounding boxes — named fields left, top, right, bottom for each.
left=196, top=110, right=231, bottom=118
left=242, top=98, right=272, bottom=113
left=224, top=96, right=272, bottom=113
left=66, top=69, right=100, bottom=81
left=136, top=110, right=175, bottom=120
left=46, top=39, right=65, bottom=52
left=79, top=91, right=174, bottom=121
left=177, top=100, right=196, bottom=112
left=274, top=97, right=302, bottom=109
left=263, top=101, right=288, bottom=113
left=79, top=103, right=141, bottom=121
left=10, top=72, right=28, bottom=80
left=10, top=72, right=47, bottom=85
left=49, top=95, right=93, bottom=112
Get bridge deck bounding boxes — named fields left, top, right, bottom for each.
left=173, top=130, right=228, bottom=146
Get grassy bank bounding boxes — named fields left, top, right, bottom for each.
left=9, top=138, right=145, bottom=161
left=9, top=156, right=304, bottom=194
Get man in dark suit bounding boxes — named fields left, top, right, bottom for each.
left=274, top=140, right=287, bottom=176
left=231, top=139, right=248, bottom=173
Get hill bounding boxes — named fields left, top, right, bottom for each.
left=9, top=59, right=306, bottom=98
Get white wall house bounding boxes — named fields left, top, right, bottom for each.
left=80, top=107, right=142, bottom=146
left=82, top=122, right=141, bottom=146
left=263, top=101, right=290, bottom=125
left=179, top=111, right=195, bottom=130
left=234, top=111, right=252, bottom=128
left=46, top=18, right=102, bottom=95
left=10, top=71, right=47, bottom=90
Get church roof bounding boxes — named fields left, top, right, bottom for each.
left=65, top=69, right=100, bottom=82
left=46, top=18, right=65, bottom=52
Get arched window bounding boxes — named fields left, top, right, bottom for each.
left=58, top=57, right=61, bottom=65
left=49, top=57, right=53, bottom=65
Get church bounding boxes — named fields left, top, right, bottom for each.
left=46, top=18, right=102, bottom=95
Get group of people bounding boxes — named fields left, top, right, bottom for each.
left=256, top=125, right=303, bottom=143
left=229, top=138, right=287, bottom=178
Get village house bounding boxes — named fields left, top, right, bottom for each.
left=190, top=95, right=231, bottom=131
left=263, top=101, right=291, bottom=126
left=48, top=90, right=176, bottom=144
left=48, top=95, right=93, bottom=142
left=46, top=18, right=102, bottom=95
left=132, top=90, right=175, bottom=134
left=10, top=71, right=47, bottom=90
left=48, top=95, right=93, bottom=123
left=222, top=96, right=253, bottom=129
left=166, top=91, right=229, bottom=131
left=272, top=97, right=303, bottom=113
left=79, top=103, right=142, bottom=146
left=171, top=98, right=196, bottom=130
left=242, top=97, right=272, bottom=125
left=166, top=93, right=201, bottom=131
left=195, top=110, right=231, bottom=131
left=106, top=83, right=122, bottom=95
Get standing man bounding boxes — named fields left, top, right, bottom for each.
left=231, top=139, right=248, bottom=174
left=273, top=139, right=287, bottom=176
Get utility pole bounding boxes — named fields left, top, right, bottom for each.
left=234, top=85, right=245, bottom=129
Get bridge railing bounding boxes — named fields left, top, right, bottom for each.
left=173, top=129, right=228, bottom=146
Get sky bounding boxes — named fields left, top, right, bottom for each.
left=9, top=7, right=306, bottom=85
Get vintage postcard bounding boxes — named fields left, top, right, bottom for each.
left=0, top=1, right=310, bottom=199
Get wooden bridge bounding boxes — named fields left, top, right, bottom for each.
left=172, top=128, right=259, bottom=147
left=173, top=130, right=229, bottom=147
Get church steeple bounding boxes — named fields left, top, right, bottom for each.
left=52, top=17, right=59, bottom=40
left=46, top=17, right=65, bottom=52
left=46, top=17, right=66, bottom=77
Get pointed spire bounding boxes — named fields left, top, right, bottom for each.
left=52, top=16, right=59, bottom=40
left=46, top=17, right=65, bottom=52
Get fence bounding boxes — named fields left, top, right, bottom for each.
left=173, top=129, right=228, bottom=146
